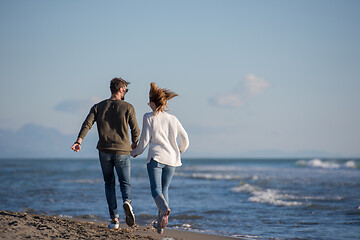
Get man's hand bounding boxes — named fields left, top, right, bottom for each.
left=71, top=143, right=81, bottom=152
left=71, top=138, right=82, bottom=152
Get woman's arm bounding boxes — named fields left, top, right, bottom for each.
left=131, top=114, right=152, bottom=157
left=177, top=120, right=189, bottom=153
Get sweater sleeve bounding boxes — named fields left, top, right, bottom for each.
left=131, top=114, right=151, bottom=156
left=128, top=105, right=140, bottom=144
left=77, top=105, right=96, bottom=140
left=177, top=119, right=189, bottom=153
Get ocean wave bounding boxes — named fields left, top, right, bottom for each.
left=175, top=172, right=242, bottom=180
left=180, top=165, right=241, bottom=172
left=305, top=204, right=341, bottom=210
left=61, top=179, right=103, bottom=184
left=203, top=210, right=229, bottom=214
left=249, top=189, right=303, bottom=207
left=231, top=234, right=263, bottom=239
left=171, top=224, right=194, bottom=234
left=296, top=159, right=360, bottom=169
left=231, top=183, right=302, bottom=207
left=137, top=213, right=154, bottom=220
left=231, top=183, right=259, bottom=193
left=231, top=182, right=346, bottom=208
left=288, top=195, right=344, bottom=201
left=58, top=214, right=73, bottom=219
left=344, top=160, right=360, bottom=169
left=172, top=214, right=203, bottom=220
left=171, top=223, right=203, bottom=232
left=75, top=214, right=103, bottom=220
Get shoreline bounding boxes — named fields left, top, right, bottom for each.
left=0, top=210, right=238, bottom=240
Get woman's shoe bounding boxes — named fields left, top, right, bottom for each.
left=153, top=219, right=164, bottom=234
left=159, top=208, right=171, bottom=229
left=154, top=195, right=171, bottom=229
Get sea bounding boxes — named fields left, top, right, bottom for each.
left=0, top=158, right=359, bottom=240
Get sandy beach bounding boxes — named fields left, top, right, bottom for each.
left=0, top=210, right=237, bottom=240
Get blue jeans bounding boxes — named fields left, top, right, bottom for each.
left=99, top=152, right=131, bottom=219
left=147, top=158, right=175, bottom=204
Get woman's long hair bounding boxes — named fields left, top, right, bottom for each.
left=149, top=82, right=178, bottom=115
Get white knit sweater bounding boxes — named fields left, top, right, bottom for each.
left=130, top=111, right=189, bottom=167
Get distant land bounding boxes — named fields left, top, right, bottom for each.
left=0, top=123, right=98, bottom=159
left=0, top=123, right=357, bottom=159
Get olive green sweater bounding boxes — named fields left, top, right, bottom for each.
left=77, top=99, right=140, bottom=155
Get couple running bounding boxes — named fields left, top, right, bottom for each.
left=71, top=77, right=189, bottom=234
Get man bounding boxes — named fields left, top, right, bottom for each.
left=71, top=77, right=140, bottom=229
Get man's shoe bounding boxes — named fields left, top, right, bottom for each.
left=123, top=201, right=135, bottom=227
left=108, top=220, right=119, bottom=229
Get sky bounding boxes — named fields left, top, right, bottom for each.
left=0, top=0, right=360, bottom=158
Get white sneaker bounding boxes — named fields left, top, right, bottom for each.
left=108, top=220, right=119, bottom=229
left=123, top=201, right=135, bottom=227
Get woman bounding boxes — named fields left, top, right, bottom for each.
left=131, top=82, right=189, bottom=234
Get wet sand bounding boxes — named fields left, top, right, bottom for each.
left=0, top=210, right=237, bottom=240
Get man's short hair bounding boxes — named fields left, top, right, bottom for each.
left=110, top=77, right=130, bottom=94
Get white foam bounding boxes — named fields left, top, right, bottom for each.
left=291, top=195, right=344, bottom=201
left=232, top=183, right=302, bottom=207
left=231, top=183, right=258, bottom=193
left=172, top=223, right=195, bottom=231
left=175, top=172, right=242, bottom=180
left=234, top=182, right=343, bottom=206
left=344, top=160, right=360, bottom=169
left=232, top=234, right=263, bottom=239
left=62, top=179, right=103, bottom=184
left=296, top=159, right=340, bottom=169
left=249, top=189, right=302, bottom=207
left=180, top=165, right=241, bottom=172
left=308, top=159, right=340, bottom=168
left=297, top=159, right=360, bottom=169
left=58, top=214, right=73, bottom=218
left=182, top=223, right=192, bottom=228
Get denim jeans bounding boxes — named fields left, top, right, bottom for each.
left=99, top=151, right=131, bottom=219
left=147, top=158, right=176, bottom=204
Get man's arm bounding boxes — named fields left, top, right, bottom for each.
left=71, top=105, right=96, bottom=152
left=128, top=105, right=140, bottom=145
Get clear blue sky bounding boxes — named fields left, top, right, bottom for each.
left=1, top=0, right=359, bottom=157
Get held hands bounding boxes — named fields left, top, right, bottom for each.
left=131, top=142, right=138, bottom=158
left=131, top=142, right=137, bottom=149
